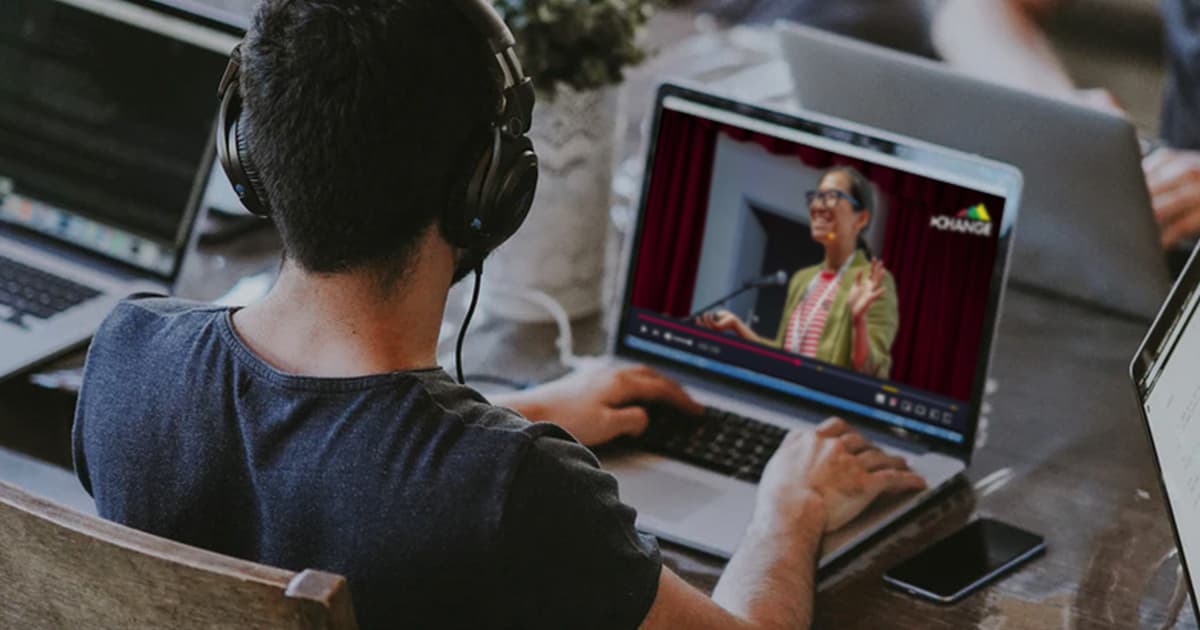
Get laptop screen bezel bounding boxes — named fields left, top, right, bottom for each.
left=1129, top=243, right=1200, bottom=625
left=613, top=82, right=1022, bottom=460
left=0, top=0, right=244, bottom=285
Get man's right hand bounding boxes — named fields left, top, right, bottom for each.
left=756, top=417, right=926, bottom=533
left=639, top=417, right=927, bottom=630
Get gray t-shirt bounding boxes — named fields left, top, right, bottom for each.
left=73, top=296, right=662, bottom=630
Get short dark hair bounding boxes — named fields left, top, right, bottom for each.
left=240, top=0, right=501, bottom=280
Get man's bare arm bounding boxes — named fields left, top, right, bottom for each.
left=641, top=493, right=826, bottom=630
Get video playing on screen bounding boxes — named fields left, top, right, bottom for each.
left=621, top=102, right=1010, bottom=444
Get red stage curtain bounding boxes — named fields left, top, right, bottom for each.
left=873, top=172, right=1002, bottom=401
left=629, top=111, right=720, bottom=316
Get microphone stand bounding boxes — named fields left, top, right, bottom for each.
left=688, top=283, right=765, bottom=320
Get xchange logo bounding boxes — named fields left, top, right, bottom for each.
left=930, top=203, right=993, bottom=237
left=958, top=203, right=991, bottom=222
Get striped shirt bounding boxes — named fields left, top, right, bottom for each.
left=783, top=271, right=841, bottom=356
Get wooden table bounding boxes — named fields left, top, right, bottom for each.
left=1, top=5, right=1195, bottom=628
left=4, top=211, right=1195, bottom=629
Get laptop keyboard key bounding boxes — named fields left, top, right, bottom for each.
left=631, top=405, right=792, bottom=483
left=0, top=254, right=102, bottom=321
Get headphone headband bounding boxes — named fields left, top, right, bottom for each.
left=440, top=0, right=538, bottom=255
left=450, top=0, right=517, bottom=53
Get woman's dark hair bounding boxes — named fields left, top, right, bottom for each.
left=819, top=165, right=875, bottom=258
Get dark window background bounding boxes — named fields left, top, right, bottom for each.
left=748, top=206, right=821, bottom=339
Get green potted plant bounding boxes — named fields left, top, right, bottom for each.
left=480, top=0, right=660, bottom=322
left=494, top=0, right=656, bottom=94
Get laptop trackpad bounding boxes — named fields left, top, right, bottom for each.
left=617, top=466, right=724, bottom=523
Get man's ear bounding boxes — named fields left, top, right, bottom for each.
left=415, top=223, right=467, bottom=286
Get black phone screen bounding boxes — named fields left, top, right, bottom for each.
left=884, top=518, right=1045, bottom=602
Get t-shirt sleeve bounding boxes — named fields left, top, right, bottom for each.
left=71, top=293, right=176, bottom=498
left=497, top=425, right=663, bottom=630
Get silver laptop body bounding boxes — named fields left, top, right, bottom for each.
left=780, top=22, right=1171, bottom=321
left=1131, top=243, right=1200, bottom=624
left=600, top=83, right=1022, bottom=567
left=0, top=0, right=241, bottom=380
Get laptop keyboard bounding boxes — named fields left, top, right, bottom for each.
left=631, top=405, right=790, bottom=483
left=0, top=254, right=102, bottom=322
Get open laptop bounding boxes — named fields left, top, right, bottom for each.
left=599, top=83, right=1021, bottom=566
left=779, top=22, right=1171, bottom=321
left=0, top=0, right=241, bottom=381
left=1131, top=242, right=1200, bottom=624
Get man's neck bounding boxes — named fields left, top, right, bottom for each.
left=231, top=235, right=453, bottom=378
left=824, top=241, right=856, bottom=272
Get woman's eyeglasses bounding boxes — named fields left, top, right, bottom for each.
left=805, top=189, right=862, bottom=212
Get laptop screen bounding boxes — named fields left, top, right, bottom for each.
left=1136, top=252, right=1200, bottom=611
left=617, top=88, right=1019, bottom=449
left=0, top=0, right=239, bottom=278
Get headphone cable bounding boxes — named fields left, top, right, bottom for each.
left=455, top=262, right=484, bottom=385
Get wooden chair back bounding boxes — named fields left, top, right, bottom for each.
left=0, top=481, right=358, bottom=629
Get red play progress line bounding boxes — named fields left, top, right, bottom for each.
left=637, top=312, right=805, bottom=366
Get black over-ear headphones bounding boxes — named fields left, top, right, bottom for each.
left=215, top=0, right=538, bottom=258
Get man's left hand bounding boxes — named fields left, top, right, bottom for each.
left=1145, top=148, right=1200, bottom=249
left=494, top=362, right=704, bottom=447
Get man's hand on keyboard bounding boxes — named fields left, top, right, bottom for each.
left=755, top=417, right=926, bottom=533
left=494, top=362, right=703, bottom=447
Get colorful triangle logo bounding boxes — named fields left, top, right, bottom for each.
left=957, top=203, right=991, bottom=222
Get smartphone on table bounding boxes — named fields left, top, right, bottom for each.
left=883, top=518, right=1045, bottom=604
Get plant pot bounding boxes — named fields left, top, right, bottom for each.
left=479, top=84, right=618, bottom=322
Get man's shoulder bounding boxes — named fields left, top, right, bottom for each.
left=83, top=295, right=230, bottom=398
left=400, top=377, right=575, bottom=463
left=110, top=293, right=224, bottom=319
left=493, top=417, right=663, bottom=628
left=97, top=293, right=224, bottom=340
left=411, top=382, right=590, bottom=488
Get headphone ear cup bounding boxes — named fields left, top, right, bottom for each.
left=233, top=112, right=270, bottom=217
left=442, top=127, right=538, bottom=255
left=483, top=135, right=538, bottom=245
left=443, top=127, right=496, bottom=250
left=215, top=74, right=270, bottom=218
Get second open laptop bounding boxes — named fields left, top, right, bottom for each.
left=0, top=0, right=241, bottom=381
left=779, top=22, right=1171, bottom=321
left=597, top=83, right=1022, bottom=566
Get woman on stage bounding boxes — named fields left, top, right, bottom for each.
left=697, top=166, right=900, bottom=378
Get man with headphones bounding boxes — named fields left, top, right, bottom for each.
left=73, top=1, right=922, bottom=628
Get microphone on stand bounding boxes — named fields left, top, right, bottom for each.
left=687, top=270, right=789, bottom=319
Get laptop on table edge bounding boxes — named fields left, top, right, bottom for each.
left=0, top=0, right=241, bottom=381
left=1131, top=242, right=1200, bottom=624
left=596, top=83, right=1023, bottom=567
